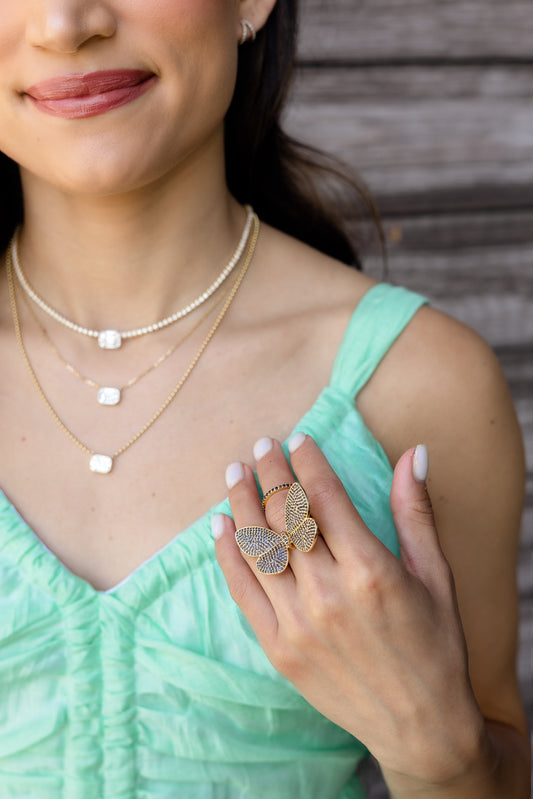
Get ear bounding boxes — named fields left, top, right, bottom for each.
left=237, top=0, right=278, bottom=39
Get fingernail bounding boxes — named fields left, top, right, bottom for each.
left=288, top=431, right=306, bottom=454
left=253, top=436, right=273, bottom=461
left=211, top=513, right=226, bottom=540
left=225, top=461, right=244, bottom=489
left=413, top=444, right=429, bottom=483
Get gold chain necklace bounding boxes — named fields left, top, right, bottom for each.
left=20, top=280, right=230, bottom=407
left=10, top=206, right=254, bottom=350
left=6, top=213, right=259, bottom=474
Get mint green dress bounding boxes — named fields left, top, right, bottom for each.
left=0, top=284, right=427, bottom=798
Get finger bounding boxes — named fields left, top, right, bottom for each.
left=390, top=445, right=452, bottom=595
left=225, top=460, right=295, bottom=588
left=212, top=512, right=278, bottom=650
left=287, top=432, right=392, bottom=565
left=252, top=436, right=296, bottom=531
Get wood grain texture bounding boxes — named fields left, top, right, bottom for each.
left=290, top=0, right=533, bottom=792
left=286, top=66, right=533, bottom=213
left=298, top=0, right=533, bottom=61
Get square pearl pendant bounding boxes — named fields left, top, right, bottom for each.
left=89, top=454, right=113, bottom=474
left=97, top=387, right=121, bottom=406
left=98, top=330, right=122, bottom=349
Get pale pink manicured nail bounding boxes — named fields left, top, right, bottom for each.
left=288, top=431, right=306, bottom=454
left=253, top=436, right=273, bottom=461
left=225, top=462, right=244, bottom=489
left=211, top=513, right=226, bottom=540
left=413, top=444, right=429, bottom=483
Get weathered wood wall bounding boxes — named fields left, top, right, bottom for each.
left=287, top=1, right=533, bottom=793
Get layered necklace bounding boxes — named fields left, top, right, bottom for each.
left=20, top=281, right=230, bottom=407
left=6, top=211, right=259, bottom=474
left=10, top=206, right=254, bottom=350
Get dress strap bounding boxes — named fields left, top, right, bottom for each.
left=330, top=283, right=429, bottom=398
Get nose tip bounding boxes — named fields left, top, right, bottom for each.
left=26, top=5, right=116, bottom=54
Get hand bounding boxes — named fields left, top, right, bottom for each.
left=213, top=433, right=488, bottom=788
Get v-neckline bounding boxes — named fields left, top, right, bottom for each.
left=0, top=388, right=341, bottom=606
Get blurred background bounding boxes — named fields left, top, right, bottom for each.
left=286, top=0, right=533, bottom=793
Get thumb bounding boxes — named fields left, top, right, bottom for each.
left=390, top=445, right=447, bottom=589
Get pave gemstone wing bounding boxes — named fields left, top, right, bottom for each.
left=285, top=482, right=309, bottom=531
left=235, top=526, right=281, bottom=556
left=286, top=483, right=318, bottom=552
left=290, top=516, right=318, bottom=552
left=256, top=543, right=290, bottom=575
left=235, top=526, right=290, bottom=575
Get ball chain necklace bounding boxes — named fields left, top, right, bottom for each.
left=20, top=279, right=231, bottom=407
left=10, top=205, right=254, bottom=350
left=6, top=212, right=259, bottom=475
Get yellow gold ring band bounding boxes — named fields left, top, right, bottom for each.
left=261, top=483, right=292, bottom=509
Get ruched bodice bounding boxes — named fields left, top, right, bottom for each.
left=0, top=284, right=427, bottom=798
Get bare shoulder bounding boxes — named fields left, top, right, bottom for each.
left=358, top=304, right=524, bottom=484
left=359, top=305, right=527, bottom=731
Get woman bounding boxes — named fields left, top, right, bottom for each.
left=0, top=1, right=529, bottom=797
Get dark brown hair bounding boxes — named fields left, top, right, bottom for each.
left=0, top=0, right=378, bottom=266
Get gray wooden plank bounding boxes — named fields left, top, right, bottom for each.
left=292, top=64, right=533, bottom=102
left=298, top=0, right=533, bottom=61
left=285, top=89, right=533, bottom=213
left=356, top=210, right=533, bottom=258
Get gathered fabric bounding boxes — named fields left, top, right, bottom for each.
left=0, top=283, right=427, bottom=798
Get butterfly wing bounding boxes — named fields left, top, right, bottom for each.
left=285, top=483, right=318, bottom=552
left=285, top=482, right=309, bottom=534
left=256, top=541, right=290, bottom=575
left=290, top=517, right=318, bottom=552
left=235, top=527, right=290, bottom=575
left=235, top=526, right=281, bottom=557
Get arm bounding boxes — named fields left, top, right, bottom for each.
left=215, top=307, right=531, bottom=797
left=357, top=306, right=530, bottom=795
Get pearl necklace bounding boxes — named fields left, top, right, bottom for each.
left=6, top=213, right=259, bottom=474
left=10, top=206, right=254, bottom=350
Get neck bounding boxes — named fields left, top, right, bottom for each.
left=16, top=158, right=246, bottom=331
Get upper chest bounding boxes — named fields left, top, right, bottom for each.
left=0, top=300, right=355, bottom=590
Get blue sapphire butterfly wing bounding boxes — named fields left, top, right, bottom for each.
left=235, top=526, right=290, bottom=574
left=285, top=483, right=318, bottom=552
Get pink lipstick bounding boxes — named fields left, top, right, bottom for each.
left=25, top=70, right=155, bottom=119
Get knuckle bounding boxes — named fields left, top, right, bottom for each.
left=348, top=560, right=380, bottom=596
left=410, top=494, right=436, bottom=527
left=346, top=558, right=400, bottom=612
left=306, top=576, right=343, bottom=628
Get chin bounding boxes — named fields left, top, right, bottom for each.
left=16, top=105, right=227, bottom=200
left=18, top=136, right=185, bottom=199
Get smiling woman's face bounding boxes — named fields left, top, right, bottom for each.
left=0, top=1, right=243, bottom=196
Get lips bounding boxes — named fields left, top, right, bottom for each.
left=25, top=69, right=155, bottom=119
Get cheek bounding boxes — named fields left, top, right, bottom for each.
left=125, top=0, right=239, bottom=110
left=127, top=0, right=237, bottom=45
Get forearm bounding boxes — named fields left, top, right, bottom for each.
left=382, top=720, right=531, bottom=799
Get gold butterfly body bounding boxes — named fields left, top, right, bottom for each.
left=235, top=483, right=318, bottom=574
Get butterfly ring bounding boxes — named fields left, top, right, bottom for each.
left=235, top=482, right=319, bottom=575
